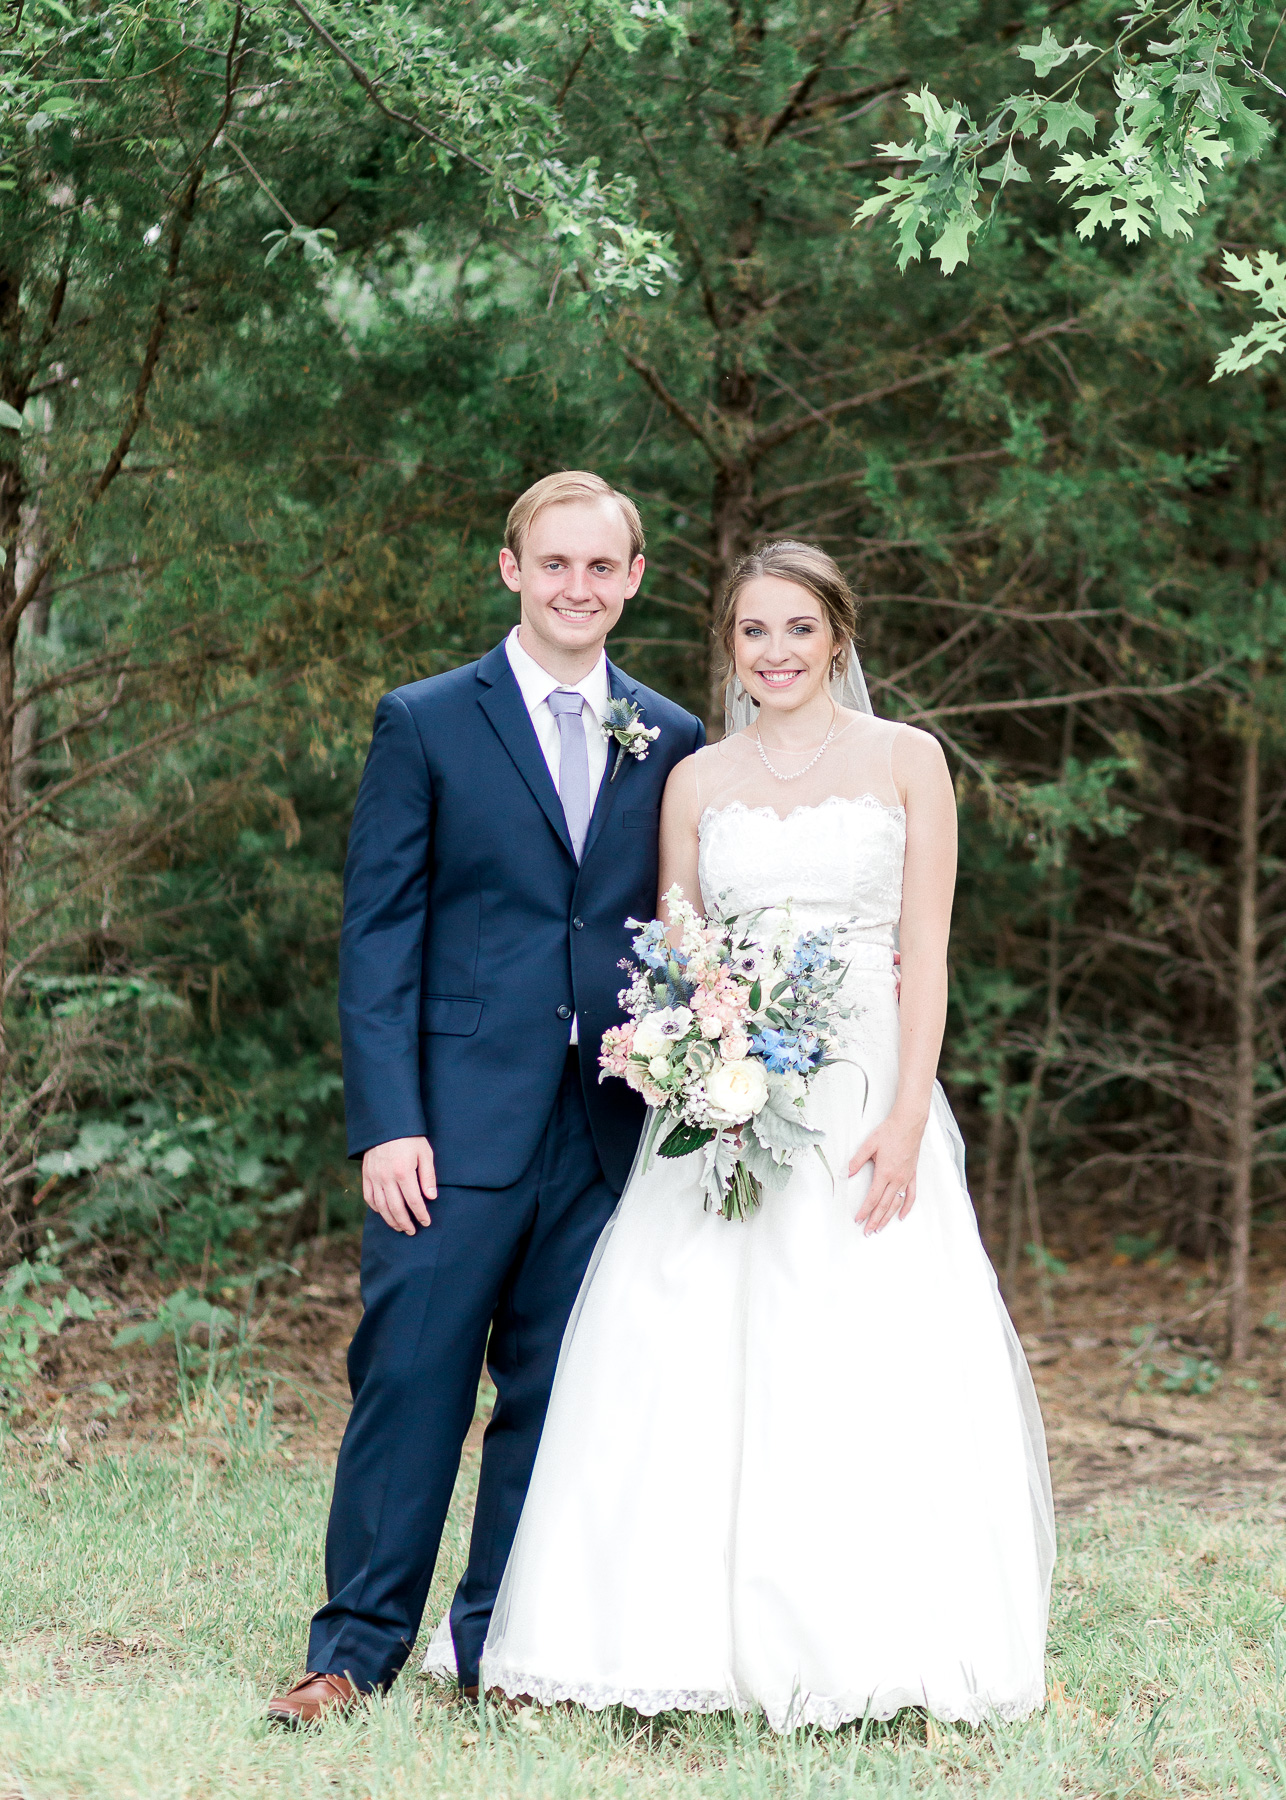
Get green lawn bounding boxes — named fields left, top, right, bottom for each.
left=2, top=1448, right=1285, bottom=1797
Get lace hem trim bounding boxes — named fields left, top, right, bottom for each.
left=480, top=1660, right=1045, bottom=1732
left=698, top=793, right=906, bottom=838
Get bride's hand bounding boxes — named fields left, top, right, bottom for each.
left=849, top=1112, right=924, bottom=1235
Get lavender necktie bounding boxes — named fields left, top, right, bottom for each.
left=547, top=689, right=590, bottom=861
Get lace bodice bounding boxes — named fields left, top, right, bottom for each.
left=695, top=718, right=907, bottom=950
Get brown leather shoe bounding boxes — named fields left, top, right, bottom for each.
left=267, top=1672, right=361, bottom=1727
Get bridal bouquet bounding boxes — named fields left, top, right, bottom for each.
left=599, top=887, right=852, bottom=1221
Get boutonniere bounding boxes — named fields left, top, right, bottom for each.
left=601, top=697, right=660, bottom=780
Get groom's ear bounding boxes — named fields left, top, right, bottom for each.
left=499, top=548, right=522, bottom=593
left=625, top=554, right=646, bottom=599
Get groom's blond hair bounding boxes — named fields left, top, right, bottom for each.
left=505, top=471, right=645, bottom=564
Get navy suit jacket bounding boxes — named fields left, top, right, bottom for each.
left=338, top=640, right=706, bottom=1195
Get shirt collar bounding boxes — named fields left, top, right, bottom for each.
left=505, top=625, right=610, bottom=718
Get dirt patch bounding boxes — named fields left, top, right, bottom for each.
left=1010, top=1249, right=1286, bottom=1513
left=11, top=1234, right=364, bottom=1465
left=16, top=1231, right=1286, bottom=1515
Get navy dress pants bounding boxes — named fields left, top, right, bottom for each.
left=307, top=1052, right=618, bottom=1692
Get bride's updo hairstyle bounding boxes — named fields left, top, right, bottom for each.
left=715, top=539, right=860, bottom=681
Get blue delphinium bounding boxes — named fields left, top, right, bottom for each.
left=749, top=1027, right=825, bottom=1074
left=630, top=918, right=673, bottom=974
left=785, top=928, right=837, bottom=984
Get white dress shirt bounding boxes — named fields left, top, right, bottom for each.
left=504, top=625, right=611, bottom=1043
left=505, top=625, right=611, bottom=799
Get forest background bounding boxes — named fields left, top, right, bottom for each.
left=4, top=0, right=1286, bottom=1393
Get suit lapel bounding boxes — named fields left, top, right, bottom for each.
left=476, top=643, right=575, bottom=861
left=580, top=661, right=643, bottom=867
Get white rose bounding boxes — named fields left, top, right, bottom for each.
left=648, top=1054, right=670, bottom=1079
left=700, top=1015, right=723, bottom=1039
left=623, top=1060, right=648, bottom=1092
left=704, top=1057, right=769, bottom=1123
left=721, top=1032, right=750, bottom=1063
left=634, top=1006, right=693, bottom=1059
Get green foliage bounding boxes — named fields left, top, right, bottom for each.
left=856, top=0, right=1279, bottom=370
left=0, top=1234, right=105, bottom=1419
left=114, top=1267, right=293, bottom=1450
left=1026, top=1242, right=1070, bottom=1276
left=1114, top=1230, right=1176, bottom=1264
left=2, top=0, right=1286, bottom=1280
left=1215, top=248, right=1286, bottom=374
left=1130, top=1323, right=1222, bottom=1391
left=267, top=0, right=679, bottom=298
left=36, top=1089, right=340, bottom=1270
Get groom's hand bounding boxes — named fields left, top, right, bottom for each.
left=362, top=1137, right=437, bottom=1235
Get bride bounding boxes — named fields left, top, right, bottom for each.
left=427, top=538, right=1054, bottom=1730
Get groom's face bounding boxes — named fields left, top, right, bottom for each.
left=500, top=499, right=644, bottom=665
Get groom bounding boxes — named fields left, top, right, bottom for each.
left=269, top=471, right=704, bottom=1724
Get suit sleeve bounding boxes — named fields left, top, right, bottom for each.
left=338, top=693, right=433, bottom=1159
left=693, top=714, right=707, bottom=752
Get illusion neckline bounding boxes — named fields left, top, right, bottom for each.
left=697, top=793, right=907, bottom=837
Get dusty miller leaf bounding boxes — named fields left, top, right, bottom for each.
left=750, top=1088, right=824, bottom=1160
left=738, top=1131, right=793, bottom=1191
left=699, top=1132, right=739, bottom=1211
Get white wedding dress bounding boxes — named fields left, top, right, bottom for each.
left=425, top=718, right=1054, bottom=1730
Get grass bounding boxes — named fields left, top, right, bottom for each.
left=3, top=1447, right=1286, bottom=1799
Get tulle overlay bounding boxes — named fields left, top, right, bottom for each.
left=424, top=729, right=1054, bottom=1730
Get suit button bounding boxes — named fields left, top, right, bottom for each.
left=572, top=917, right=585, bottom=930
left=556, top=1004, right=572, bottom=1020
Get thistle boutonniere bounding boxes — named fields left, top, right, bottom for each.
left=601, top=697, right=660, bottom=780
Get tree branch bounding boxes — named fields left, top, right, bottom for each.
left=0, top=10, right=246, bottom=641
left=749, top=318, right=1080, bottom=461
left=555, top=34, right=594, bottom=109
left=899, top=662, right=1232, bottom=724
left=22, top=671, right=129, bottom=761
left=760, top=3, right=874, bottom=146
left=761, top=445, right=1016, bottom=506
left=614, top=344, right=719, bottom=460
left=20, top=216, right=78, bottom=394
left=284, top=0, right=536, bottom=199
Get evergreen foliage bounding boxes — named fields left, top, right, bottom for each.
left=1, top=0, right=1285, bottom=1358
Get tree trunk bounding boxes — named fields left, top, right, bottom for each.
left=979, top=1083, right=1008, bottom=1251
left=706, top=457, right=757, bottom=730
left=1227, top=723, right=1260, bottom=1363
left=0, top=264, right=25, bottom=1099
left=704, top=346, right=760, bottom=733
left=10, top=474, right=54, bottom=807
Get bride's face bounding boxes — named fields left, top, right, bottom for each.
left=732, top=576, right=835, bottom=717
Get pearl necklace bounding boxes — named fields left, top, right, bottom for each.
left=753, top=708, right=839, bottom=783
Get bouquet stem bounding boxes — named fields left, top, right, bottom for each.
left=722, top=1158, right=763, bottom=1223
